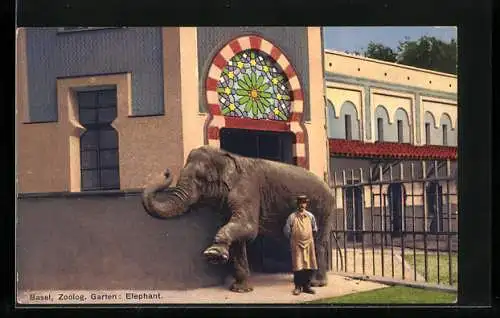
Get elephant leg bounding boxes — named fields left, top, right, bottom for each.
left=203, top=216, right=258, bottom=265
left=311, top=234, right=329, bottom=287
left=229, top=241, right=253, bottom=293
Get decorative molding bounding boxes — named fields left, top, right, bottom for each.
left=56, top=73, right=131, bottom=192
left=325, top=72, right=457, bottom=101
left=415, top=92, right=422, bottom=144
left=364, top=85, right=371, bottom=140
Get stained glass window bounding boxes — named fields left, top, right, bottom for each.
left=216, top=49, right=292, bottom=121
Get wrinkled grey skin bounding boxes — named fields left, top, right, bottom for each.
left=142, top=145, right=339, bottom=293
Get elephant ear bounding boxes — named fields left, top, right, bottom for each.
left=213, top=150, right=242, bottom=188
left=205, top=169, right=218, bottom=183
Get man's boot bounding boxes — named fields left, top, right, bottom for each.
left=302, top=276, right=316, bottom=294
left=292, top=286, right=302, bottom=295
left=302, top=284, right=316, bottom=294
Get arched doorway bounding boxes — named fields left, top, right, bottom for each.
left=427, top=181, right=444, bottom=233
left=387, top=183, right=406, bottom=237
left=205, top=35, right=307, bottom=273
left=204, top=35, right=307, bottom=169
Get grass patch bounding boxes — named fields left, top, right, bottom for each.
left=403, top=253, right=458, bottom=286
left=308, top=286, right=456, bottom=304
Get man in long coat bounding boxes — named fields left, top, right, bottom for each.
left=283, top=195, right=318, bottom=295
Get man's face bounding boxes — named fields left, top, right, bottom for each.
left=298, top=201, right=307, bottom=211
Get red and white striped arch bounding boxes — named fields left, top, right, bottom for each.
left=204, top=35, right=307, bottom=169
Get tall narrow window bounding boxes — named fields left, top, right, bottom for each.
left=442, top=124, right=448, bottom=146
left=78, top=89, right=120, bottom=191
left=397, top=120, right=404, bottom=143
left=344, top=114, right=352, bottom=140
left=377, top=118, right=384, bottom=142
left=425, top=123, right=431, bottom=145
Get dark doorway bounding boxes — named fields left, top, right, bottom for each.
left=345, top=185, right=363, bottom=242
left=219, top=128, right=294, bottom=164
left=388, top=183, right=405, bottom=237
left=427, top=182, right=444, bottom=233
left=219, top=128, right=295, bottom=273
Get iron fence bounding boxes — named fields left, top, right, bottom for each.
left=328, top=160, right=458, bottom=288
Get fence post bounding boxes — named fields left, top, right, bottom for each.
left=359, top=167, right=366, bottom=275
left=342, top=170, right=348, bottom=272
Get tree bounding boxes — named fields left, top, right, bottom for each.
left=362, top=42, right=398, bottom=63
left=357, top=36, right=457, bottom=74
left=396, top=36, right=457, bottom=74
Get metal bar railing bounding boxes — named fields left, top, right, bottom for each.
left=328, top=160, right=458, bottom=287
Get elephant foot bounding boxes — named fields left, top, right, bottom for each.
left=229, top=281, right=254, bottom=293
left=203, top=244, right=230, bottom=264
left=310, top=279, right=327, bottom=287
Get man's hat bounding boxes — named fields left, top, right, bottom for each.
left=296, top=195, right=309, bottom=202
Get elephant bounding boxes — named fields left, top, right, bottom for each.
left=142, top=145, right=341, bottom=293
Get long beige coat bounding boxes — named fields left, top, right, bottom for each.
left=283, top=210, right=318, bottom=271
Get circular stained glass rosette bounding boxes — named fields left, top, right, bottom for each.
left=216, top=49, right=293, bottom=121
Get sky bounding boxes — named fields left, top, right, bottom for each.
left=323, top=26, right=457, bottom=53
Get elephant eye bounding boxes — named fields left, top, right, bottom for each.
left=195, top=169, right=206, bottom=179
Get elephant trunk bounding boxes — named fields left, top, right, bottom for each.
left=141, top=168, right=194, bottom=219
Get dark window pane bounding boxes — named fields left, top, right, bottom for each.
left=397, top=120, right=403, bottom=143
left=377, top=118, right=384, bottom=141
left=81, top=170, right=99, bottom=190
left=79, top=108, right=97, bottom=125
left=80, top=130, right=99, bottom=150
left=97, top=107, right=117, bottom=123
left=345, top=115, right=352, bottom=140
left=77, top=91, right=97, bottom=108
left=100, top=168, right=120, bottom=189
left=442, top=125, right=448, bottom=145
left=97, top=90, right=117, bottom=107
left=100, top=149, right=119, bottom=168
left=425, top=123, right=431, bottom=144
left=99, top=128, right=119, bottom=149
left=81, top=150, right=98, bottom=169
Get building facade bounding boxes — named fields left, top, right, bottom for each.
left=15, top=27, right=458, bottom=290
left=323, top=51, right=458, bottom=238
left=16, top=27, right=327, bottom=194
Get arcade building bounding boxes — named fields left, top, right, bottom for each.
left=16, top=27, right=458, bottom=290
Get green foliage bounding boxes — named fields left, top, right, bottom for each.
left=359, top=36, right=457, bottom=74
left=364, top=42, right=398, bottom=63
left=397, top=36, right=457, bottom=74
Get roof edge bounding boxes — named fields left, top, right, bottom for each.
left=324, top=49, right=457, bottom=78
